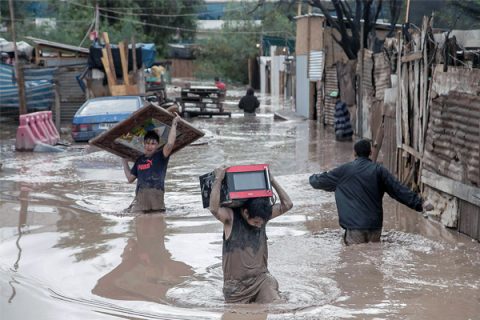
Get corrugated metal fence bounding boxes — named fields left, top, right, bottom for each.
left=0, top=64, right=56, bottom=111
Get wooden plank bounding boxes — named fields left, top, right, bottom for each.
left=118, top=41, right=130, bottom=85
left=401, top=51, right=423, bottom=63
left=110, top=84, right=139, bottom=96
left=413, top=35, right=420, bottom=151
left=396, top=35, right=403, bottom=148
left=124, top=38, right=130, bottom=83
left=408, top=61, right=415, bottom=149
left=421, top=169, right=480, bottom=207
left=102, top=32, right=117, bottom=83
left=131, top=36, right=137, bottom=77
left=419, top=16, right=428, bottom=152
left=401, top=143, right=422, bottom=159
left=401, top=62, right=410, bottom=146
left=100, top=49, right=115, bottom=90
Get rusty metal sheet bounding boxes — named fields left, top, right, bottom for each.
left=373, top=52, right=391, bottom=100
left=336, top=60, right=356, bottom=106
left=423, top=92, right=480, bottom=186
left=458, top=200, right=480, bottom=241
left=432, top=65, right=480, bottom=96
left=324, top=66, right=338, bottom=125
left=89, top=102, right=205, bottom=161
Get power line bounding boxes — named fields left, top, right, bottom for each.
left=98, top=6, right=236, bottom=18
left=3, top=0, right=293, bottom=37
left=60, top=0, right=261, bottom=19
left=98, top=12, right=290, bottom=36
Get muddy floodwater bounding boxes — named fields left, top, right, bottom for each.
left=1, top=90, right=479, bottom=320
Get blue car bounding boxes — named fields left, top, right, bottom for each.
left=71, top=96, right=145, bottom=142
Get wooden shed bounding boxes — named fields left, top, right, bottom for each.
left=26, top=37, right=89, bottom=123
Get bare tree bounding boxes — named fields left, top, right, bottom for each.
left=306, top=0, right=402, bottom=59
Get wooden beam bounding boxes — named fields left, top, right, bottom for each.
left=396, top=35, right=403, bottom=148
left=422, top=169, right=480, bottom=207
left=401, top=144, right=421, bottom=159
left=101, top=48, right=115, bottom=90
left=413, top=34, right=420, bottom=151
left=401, top=51, right=423, bottom=63
left=131, top=36, right=137, bottom=75
left=8, top=0, right=27, bottom=115
left=118, top=41, right=130, bottom=85
left=102, top=32, right=117, bottom=83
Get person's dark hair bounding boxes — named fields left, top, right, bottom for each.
left=244, top=197, right=272, bottom=220
left=214, top=77, right=220, bottom=82
left=246, top=87, right=255, bottom=96
left=144, top=130, right=160, bottom=143
left=354, top=139, right=371, bottom=157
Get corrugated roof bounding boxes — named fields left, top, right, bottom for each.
left=25, top=36, right=89, bottom=54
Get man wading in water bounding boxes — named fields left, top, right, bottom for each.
left=122, top=114, right=181, bottom=213
left=208, top=166, right=293, bottom=303
left=309, top=139, right=433, bottom=245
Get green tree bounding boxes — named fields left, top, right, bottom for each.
left=135, top=0, right=202, bottom=56
left=436, top=0, right=480, bottom=29
left=0, top=0, right=201, bottom=53
left=196, top=1, right=295, bottom=84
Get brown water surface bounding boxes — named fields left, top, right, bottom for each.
left=1, top=90, right=479, bottom=319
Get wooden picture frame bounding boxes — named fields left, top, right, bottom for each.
left=89, top=102, right=204, bottom=161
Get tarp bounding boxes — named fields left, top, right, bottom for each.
left=139, top=43, right=156, bottom=68
left=167, top=43, right=195, bottom=59
left=0, top=38, right=34, bottom=60
left=88, top=43, right=157, bottom=73
left=0, top=64, right=56, bottom=110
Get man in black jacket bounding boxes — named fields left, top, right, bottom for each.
left=238, top=87, right=260, bottom=116
left=309, top=139, right=433, bottom=245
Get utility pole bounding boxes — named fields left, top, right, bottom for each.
left=405, top=0, right=411, bottom=23
left=8, top=0, right=27, bottom=115
left=95, top=1, right=100, bottom=35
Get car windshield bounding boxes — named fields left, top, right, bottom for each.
left=78, top=98, right=140, bottom=116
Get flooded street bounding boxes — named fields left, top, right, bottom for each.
left=1, top=90, right=479, bottom=320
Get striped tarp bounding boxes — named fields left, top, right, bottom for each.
left=0, top=64, right=56, bottom=110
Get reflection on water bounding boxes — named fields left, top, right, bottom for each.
left=0, top=90, right=479, bottom=319
left=92, top=214, right=193, bottom=304
left=7, top=185, right=30, bottom=303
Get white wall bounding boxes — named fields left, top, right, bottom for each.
left=259, top=56, right=270, bottom=94
left=295, top=55, right=309, bottom=118
left=270, top=55, right=285, bottom=97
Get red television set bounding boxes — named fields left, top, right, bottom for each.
left=199, top=164, right=272, bottom=208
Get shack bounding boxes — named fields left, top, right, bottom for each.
left=26, top=36, right=89, bottom=124
left=294, top=4, right=480, bottom=240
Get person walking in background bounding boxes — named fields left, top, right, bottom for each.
left=309, top=139, right=433, bottom=245
left=214, top=77, right=226, bottom=91
left=122, top=114, right=181, bottom=213
left=208, top=166, right=293, bottom=303
left=238, top=87, right=260, bottom=117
